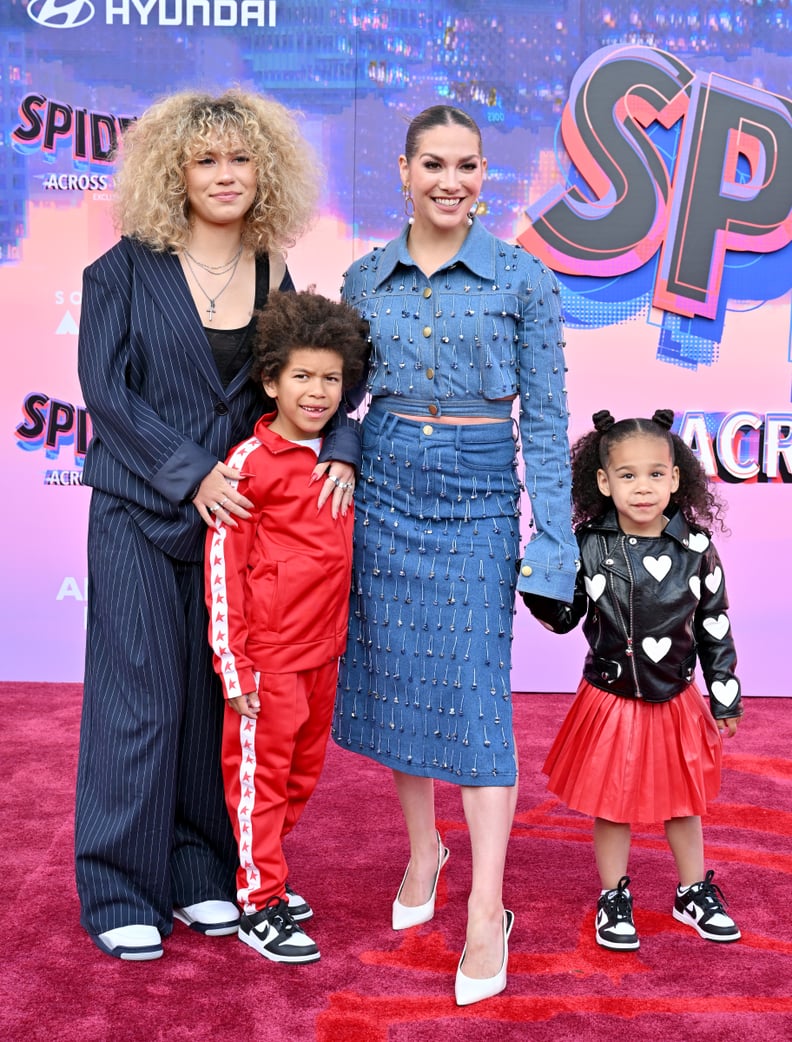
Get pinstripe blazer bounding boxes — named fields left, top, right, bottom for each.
left=78, top=236, right=287, bottom=562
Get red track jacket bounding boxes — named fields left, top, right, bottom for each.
left=206, top=413, right=353, bottom=698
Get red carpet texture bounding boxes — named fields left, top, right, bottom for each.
left=2, top=684, right=790, bottom=1042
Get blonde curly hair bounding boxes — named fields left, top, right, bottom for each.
left=113, top=88, right=322, bottom=253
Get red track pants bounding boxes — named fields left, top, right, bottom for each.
left=221, top=660, right=338, bottom=913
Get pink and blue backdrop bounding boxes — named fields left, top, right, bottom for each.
left=3, top=2, right=790, bottom=693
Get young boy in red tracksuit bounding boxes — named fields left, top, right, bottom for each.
left=205, top=290, right=368, bottom=964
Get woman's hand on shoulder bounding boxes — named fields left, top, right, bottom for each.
left=311, top=460, right=355, bottom=519
left=193, top=462, right=253, bottom=528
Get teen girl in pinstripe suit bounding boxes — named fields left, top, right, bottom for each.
left=75, top=90, right=358, bottom=961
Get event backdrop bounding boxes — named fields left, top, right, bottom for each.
left=3, top=2, right=791, bottom=693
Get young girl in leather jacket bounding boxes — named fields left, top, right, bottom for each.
left=524, top=409, right=743, bottom=952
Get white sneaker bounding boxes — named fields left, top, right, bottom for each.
left=673, top=871, right=741, bottom=942
left=286, top=885, right=313, bottom=922
left=94, top=924, right=163, bottom=961
left=595, top=876, right=640, bottom=950
left=238, top=899, right=320, bottom=963
left=174, top=899, right=240, bottom=936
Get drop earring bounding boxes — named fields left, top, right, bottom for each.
left=402, top=184, right=415, bottom=225
left=467, top=200, right=480, bottom=226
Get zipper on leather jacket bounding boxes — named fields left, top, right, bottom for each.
left=607, top=534, right=642, bottom=699
left=621, top=537, right=643, bottom=698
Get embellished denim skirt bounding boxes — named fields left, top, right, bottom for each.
left=332, top=405, right=520, bottom=786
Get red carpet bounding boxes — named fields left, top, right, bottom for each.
left=2, top=684, right=791, bottom=1042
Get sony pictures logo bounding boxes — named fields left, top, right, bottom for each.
left=26, top=0, right=95, bottom=28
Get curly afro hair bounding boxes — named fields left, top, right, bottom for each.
left=251, top=290, right=369, bottom=389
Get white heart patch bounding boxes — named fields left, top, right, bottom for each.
left=585, top=574, right=606, bottom=602
left=711, top=679, right=739, bottom=707
left=689, top=576, right=701, bottom=600
left=703, top=614, right=730, bottom=640
left=643, top=555, right=672, bottom=582
left=704, top=566, right=723, bottom=594
left=687, top=532, right=710, bottom=553
left=642, top=636, right=672, bottom=663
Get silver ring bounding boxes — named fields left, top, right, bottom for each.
left=340, top=481, right=354, bottom=491
left=219, top=496, right=229, bottom=508
left=211, top=502, right=222, bottom=512
left=328, top=474, right=341, bottom=486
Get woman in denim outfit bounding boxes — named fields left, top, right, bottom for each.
left=332, top=105, right=577, bottom=1005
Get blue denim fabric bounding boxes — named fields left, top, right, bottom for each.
left=342, top=220, right=577, bottom=602
left=333, top=410, right=520, bottom=784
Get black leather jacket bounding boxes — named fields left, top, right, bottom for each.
left=524, top=508, right=743, bottom=720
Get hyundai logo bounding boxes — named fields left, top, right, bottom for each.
left=26, top=0, right=96, bottom=28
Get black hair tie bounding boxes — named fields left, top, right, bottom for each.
left=592, top=410, right=615, bottom=432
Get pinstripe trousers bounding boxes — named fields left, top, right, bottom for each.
left=75, top=492, right=237, bottom=936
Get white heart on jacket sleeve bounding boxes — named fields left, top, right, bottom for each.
left=642, top=636, right=672, bottom=662
left=689, top=576, right=701, bottom=599
left=704, top=566, right=723, bottom=593
left=585, top=574, right=606, bottom=601
left=687, top=532, right=710, bottom=553
left=712, top=678, right=739, bottom=706
left=643, top=555, right=672, bottom=582
left=702, top=614, right=730, bottom=640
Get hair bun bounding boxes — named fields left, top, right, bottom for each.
left=592, top=410, right=615, bottom=432
left=652, top=409, right=674, bottom=430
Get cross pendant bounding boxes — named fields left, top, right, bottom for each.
left=207, top=299, right=216, bottom=321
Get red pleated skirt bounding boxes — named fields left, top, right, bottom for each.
left=543, top=680, right=723, bottom=823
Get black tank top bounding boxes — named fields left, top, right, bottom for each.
left=204, top=253, right=271, bottom=389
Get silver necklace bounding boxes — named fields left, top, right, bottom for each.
left=183, top=241, right=243, bottom=275
left=182, top=249, right=242, bottom=321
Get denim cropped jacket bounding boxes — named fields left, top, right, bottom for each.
left=341, top=220, right=578, bottom=603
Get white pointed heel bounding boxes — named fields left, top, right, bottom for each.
left=392, top=830, right=450, bottom=931
left=455, top=909, right=514, bottom=1006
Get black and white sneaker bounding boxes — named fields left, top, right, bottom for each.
left=673, top=870, right=741, bottom=942
left=286, top=884, right=313, bottom=922
left=595, top=876, right=640, bottom=950
left=238, top=898, right=320, bottom=963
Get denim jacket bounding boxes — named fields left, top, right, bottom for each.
left=342, top=220, right=577, bottom=602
